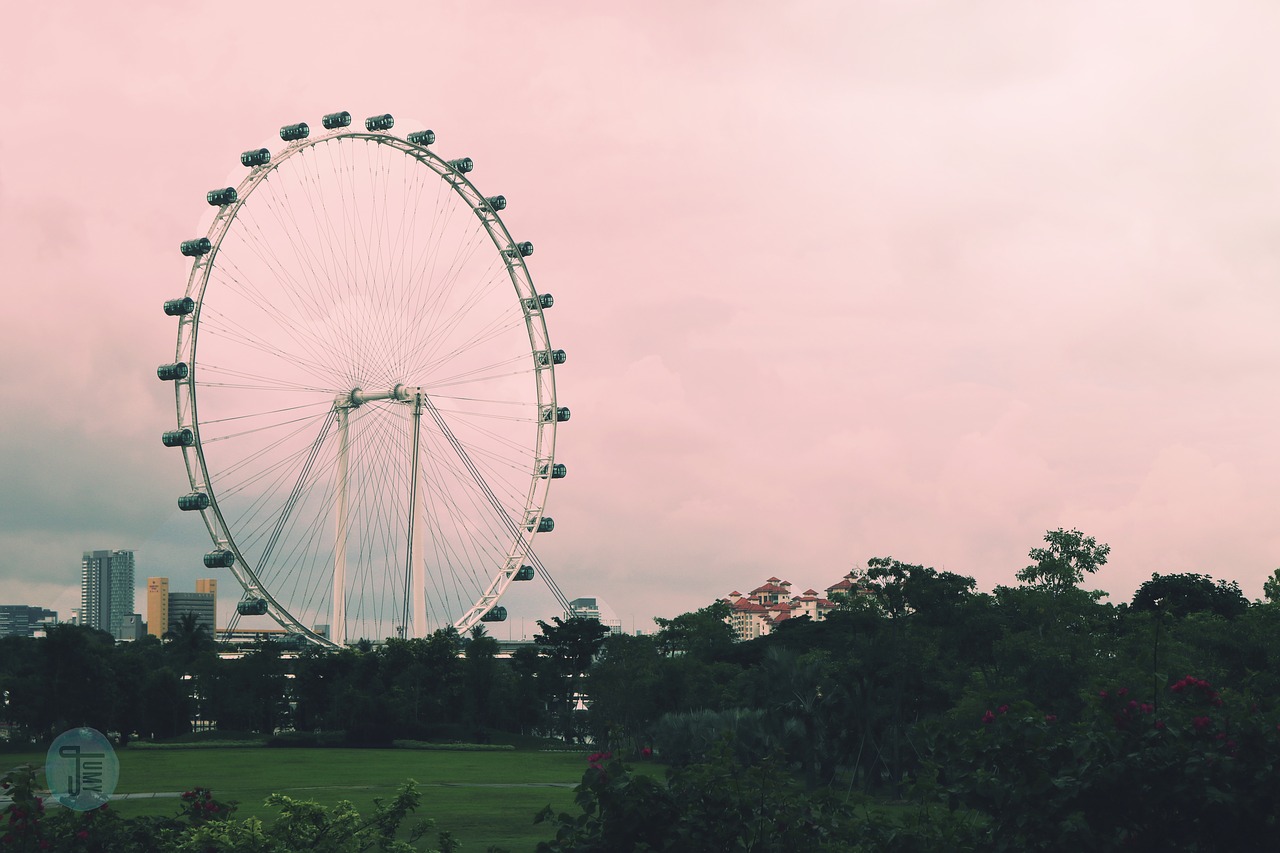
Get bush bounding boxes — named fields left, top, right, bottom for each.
left=0, top=765, right=452, bottom=853
left=927, top=678, right=1280, bottom=851
left=391, top=740, right=515, bottom=751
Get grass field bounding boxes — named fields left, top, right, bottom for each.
left=3, top=747, right=596, bottom=851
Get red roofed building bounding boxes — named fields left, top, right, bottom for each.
left=723, top=577, right=839, bottom=641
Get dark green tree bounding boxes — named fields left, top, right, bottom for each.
left=652, top=601, right=735, bottom=659
left=1016, top=527, right=1110, bottom=593
left=534, top=616, right=610, bottom=741
left=1131, top=572, right=1248, bottom=619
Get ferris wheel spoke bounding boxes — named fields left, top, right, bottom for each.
left=423, top=352, right=530, bottom=388
left=202, top=264, right=355, bottom=386
left=219, top=214, right=342, bottom=351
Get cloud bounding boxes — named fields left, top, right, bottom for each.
left=4, top=1, right=1280, bottom=633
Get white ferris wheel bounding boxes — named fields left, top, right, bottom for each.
left=158, top=111, right=572, bottom=647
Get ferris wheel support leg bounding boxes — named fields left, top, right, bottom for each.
left=332, top=405, right=351, bottom=646
left=407, top=394, right=429, bottom=639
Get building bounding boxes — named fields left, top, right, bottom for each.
left=723, top=577, right=840, bottom=642
left=146, top=577, right=170, bottom=639
left=567, top=597, right=622, bottom=633
left=150, top=577, right=218, bottom=637
left=121, top=613, right=147, bottom=641
left=81, top=549, right=135, bottom=641
left=0, top=605, right=58, bottom=638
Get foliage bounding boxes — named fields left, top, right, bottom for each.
left=390, top=740, right=514, bottom=751
left=535, top=747, right=867, bottom=853
left=1131, top=572, right=1248, bottom=619
left=0, top=764, right=450, bottom=853
left=652, top=601, right=735, bottom=659
left=1015, top=527, right=1110, bottom=593
left=928, top=678, right=1280, bottom=851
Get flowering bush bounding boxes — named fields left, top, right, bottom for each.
left=928, top=677, right=1280, bottom=851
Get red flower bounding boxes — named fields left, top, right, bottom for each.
left=1192, top=716, right=1211, bottom=730
left=76, top=831, right=89, bottom=840
left=1118, top=687, right=1129, bottom=697
left=1099, top=690, right=1109, bottom=699
left=1140, top=703, right=1153, bottom=714
left=1155, top=720, right=1166, bottom=730
left=640, top=747, right=652, bottom=758
left=997, top=705, right=1009, bottom=715
left=1044, top=714, right=1057, bottom=723
left=982, top=710, right=995, bottom=724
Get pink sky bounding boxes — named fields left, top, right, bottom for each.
left=3, top=1, right=1280, bottom=633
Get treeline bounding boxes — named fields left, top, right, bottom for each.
left=6, top=527, right=1280, bottom=849
left=3, top=527, right=1280, bottom=775
left=0, top=615, right=609, bottom=746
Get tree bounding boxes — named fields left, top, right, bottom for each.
left=1016, top=528, right=1110, bottom=593
left=462, top=625, right=501, bottom=733
left=587, top=633, right=661, bottom=750
left=652, top=601, right=734, bottom=659
left=534, top=616, right=610, bottom=741
left=1264, top=568, right=1280, bottom=605
left=1131, top=572, right=1248, bottom=620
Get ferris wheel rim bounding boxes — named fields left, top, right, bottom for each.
left=169, top=119, right=561, bottom=646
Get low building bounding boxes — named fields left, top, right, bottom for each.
left=0, top=605, right=58, bottom=638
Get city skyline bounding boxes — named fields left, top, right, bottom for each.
left=5, top=3, right=1280, bottom=633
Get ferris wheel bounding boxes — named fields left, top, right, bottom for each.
left=158, top=111, right=572, bottom=647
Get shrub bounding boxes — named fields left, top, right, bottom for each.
left=927, top=678, right=1280, bottom=851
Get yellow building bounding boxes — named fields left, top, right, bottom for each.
left=146, top=577, right=169, bottom=639
left=147, top=577, right=218, bottom=637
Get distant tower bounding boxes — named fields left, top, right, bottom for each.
left=196, top=578, right=218, bottom=631
left=147, top=577, right=170, bottom=639
left=81, top=550, right=136, bottom=640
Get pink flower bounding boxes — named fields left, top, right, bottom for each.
left=997, top=705, right=1009, bottom=715
left=1044, top=714, right=1057, bottom=723
left=1118, top=687, right=1129, bottom=697
left=982, top=710, right=995, bottom=725
left=1192, top=716, right=1211, bottom=730
left=1099, top=690, right=1109, bottom=699
left=1140, top=703, right=1153, bottom=714
left=640, top=747, right=652, bottom=758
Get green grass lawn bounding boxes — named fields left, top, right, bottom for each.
left=3, top=747, right=595, bottom=851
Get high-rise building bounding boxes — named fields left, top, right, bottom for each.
left=148, top=577, right=218, bottom=637
left=146, top=577, right=170, bottom=639
left=0, top=605, right=58, bottom=638
left=81, top=549, right=136, bottom=641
